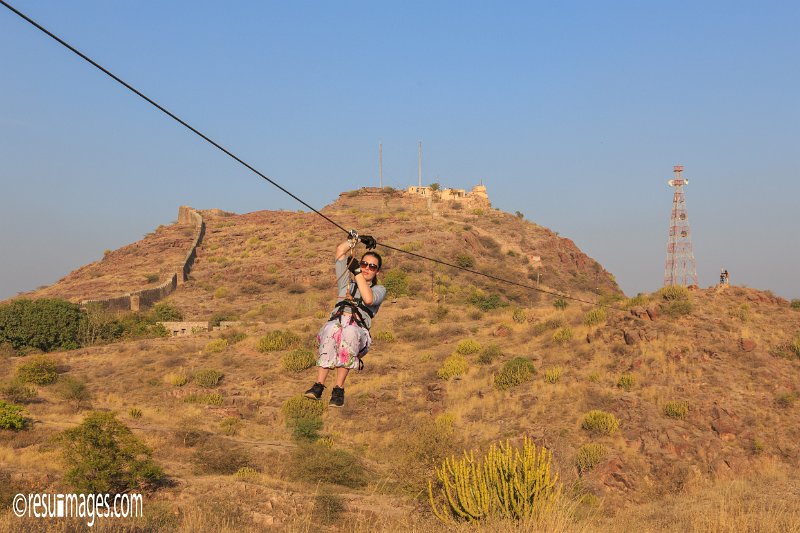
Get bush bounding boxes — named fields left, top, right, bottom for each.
left=658, top=285, right=690, bottom=301
left=0, top=401, right=27, bottom=430
left=383, top=270, right=409, bottom=298
left=314, top=494, right=345, bottom=525
left=789, top=338, right=800, bottom=358
left=468, top=291, right=506, bottom=311
left=776, top=392, right=798, bottom=408
left=544, top=366, right=563, bottom=384
left=256, top=330, right=301, bottom=352
left=221, top=330, right=247, bottom=345
left=204, top=338, right=228, bottom=354
left=438, top=355, right=469, bottom=380
left=791, top=299, right=800, bottom=310
left=0, top=380, right=37, bottom=404
left=292, top=417, right=323, bottom=442
left=663, top=401, right=689, bottom=419
left=16, top=356, right=59, bottom=385
left=455, top=339, right=481, bottom=355
left=617, top=374, right=635, bottom=392
left=194, top=369, right=223, bottom=388
left=583, top=308, right=607, bottom=326
left=282, top=349, right=317, bottom=373
left=192, top=440, right=250, bottom=475
left=530, top=319, right=562, bottom=336
left=729, top=303, right=751, bottom=322
left=164, top=371, right=190, bottom=387
left=373, top=331, right=396, bottom=343
left=455, top=254, right=475, bottom=269
left=581, top=410, right=620, bottom=435
left=149, top=302, right=183, bottom=321
left=553, top=298, right=568, bottom=310
left=398, top=413, right=460, bottom=488
left=576, top=443, right=607, bottom=474
left=54, top=376, right=91, bottom=408
left=210, top=311, right=238, bottom=328
left=184, top=393, right=224, bottom=406
left=494, top=357, right=536, bottom=390
left=60, top=411, right=164, bottom=492
left=235, top=466, right=259, bottom=480
left=477, top=345, right=502, bottom=365
left=220, top=417, right=241, bottom=436
left=512, top=308, right=528, bottom=324
left=552, top=327, right=573, bottom=344
left=290, top=444, right=367, bottom=488
left=0, top=298, right=82, bottom=352
left=663, top=300, right=693, bottom=318
left=129, top=408, right=143, bottom=419
left=282, top=395, right=326, bottom=423
left=428, top=437, right=562, bottom=522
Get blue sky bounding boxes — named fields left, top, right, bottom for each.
left=1, top=1, right=798, bottom=300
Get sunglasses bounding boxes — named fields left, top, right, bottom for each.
left=360, top=260, right=380, bottom=272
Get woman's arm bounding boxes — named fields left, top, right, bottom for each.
left=334, top=240, right=352, bottom=261
left=354, top=274, right=374, bottom=305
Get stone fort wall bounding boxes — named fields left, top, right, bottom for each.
left=81, top=206, right=205, bottom=311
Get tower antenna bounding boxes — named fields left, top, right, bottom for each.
left=379, top=142, right=383, bottom=188
left=418, top=141, right=422, bottom=188
left=664, top=165, right=698, bottom=287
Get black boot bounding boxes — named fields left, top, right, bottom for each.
left=329, top=386, right=345, bottom=408
left=304, top=382, right=325, bottom=400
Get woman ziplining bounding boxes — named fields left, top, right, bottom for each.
left=304, top=231, right=385, bottom=407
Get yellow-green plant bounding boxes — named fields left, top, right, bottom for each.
left=790, top=338, right=800, bottom=358
left=728, top=303, right=751, bottom=322
left=512, top=308, right=528, bottom=324
left=373, top=331, right=396, bottom=343
left=428, top=437, right=562, bottom=522
left=552, top=327, right=573, bottom=344
left=256, top=330, right=301, bottom=352
left=663, top=401, right=689, bottom=419
left=438, top=354, right=469, bottom=380
left=16, top=356, right=59, bottom=385
left=281, top=349, right=317, bottom=372
left=581, top=410, right=620, bottom=435
left=617, top=373, right=635, bottom=391
left=658, top=285, right=689, bottom=301
left=204, top=338, right=228, bottom=354
left=494, top=358, right=536, bottom=390
left=194, top=369, right=223, bottom=388
left=583, top=308, right=607, bottom=326
left=281, top=395, right=325, bottom=423
left=576, top=443, right=607, bottom=474
left=128, top=408, right=142, bottom=419
left=164, top=371, right=189, bottom=387
left=544, top=366, right=563, bottom=384
left=456, top=339, right=481, bottom=355
left=235, top=466, right=259, bottom=480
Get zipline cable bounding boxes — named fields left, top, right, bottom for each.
left=0, top=0, right=349, bottom=235
left=2, top=1, right=625, bottom=313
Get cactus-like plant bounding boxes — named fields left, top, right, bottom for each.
left=428, top=437, right=562, bottom=522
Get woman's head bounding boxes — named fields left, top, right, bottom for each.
left=360, top=252, right=382, bottom=286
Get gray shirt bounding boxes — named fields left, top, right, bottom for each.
left=334, top=258, right=386, bottom=329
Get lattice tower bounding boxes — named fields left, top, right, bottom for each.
left=664, top=165, right=698, bottom=287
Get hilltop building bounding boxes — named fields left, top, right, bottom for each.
left=406, top=184, right=490, bottom=204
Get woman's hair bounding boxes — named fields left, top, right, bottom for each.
left=361, top=251, right=382, bottom=287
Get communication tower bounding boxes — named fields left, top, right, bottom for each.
left=664, top=165, right=698, bottom=287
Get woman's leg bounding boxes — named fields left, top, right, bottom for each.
left=335, top=367, right=349, bottom=388
left=316, top=367, right=331, bottom=384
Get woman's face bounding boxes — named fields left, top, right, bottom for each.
left=359, top=254, right=381, bottom=282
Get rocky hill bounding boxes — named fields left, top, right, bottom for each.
left=2, top=189, right=799, bottom=532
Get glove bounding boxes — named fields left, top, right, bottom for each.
left=347, top=257, right=362, bottom=275
left=359, top=235, right=377, bottom=250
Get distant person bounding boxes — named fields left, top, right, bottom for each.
left=303, top=234, right=385, bottom=407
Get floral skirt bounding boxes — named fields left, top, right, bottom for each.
left=316, top=315, right=371, bottom=370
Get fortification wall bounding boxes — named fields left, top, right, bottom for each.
left=81, top=206, right=205, bottom=311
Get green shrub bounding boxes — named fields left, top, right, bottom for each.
left=220, top=417, right=241, bottom=436
left=221, top=330, right=247, bottom=344
left=292, top=417, right=323, bottom=442
left=455, top=254, right=475, bottom=269
left=54, top=376, right=91, bottom=407
left=583, top=308, right=607, bottom=326
left=373, top=331, right=396, bottom=343
left=789, top=339, right=800, bottom=358
left=290, top=444, right=367, bottom=488
left=438, top=355, right=469, bottom=380
left=658, top=285, right=690, bottom=301
left=544, top=366, right=563, bottom=384
left=282, top=349, right=317, bottom=373
left=553, top=298, right=568, bottom=310
left=256, top=330, right=301, bottom=352
left=623, top=295, right=649, bottom=309
left=149, top=302, right=183, bottom=321
left=210, top=311, right=239, bottom=328
left=530, top=319, right=563, bottom=336
left=469, top=291, right=506, bottom=311
left=494, top=357, right=536, bottom=390
left=581, top=410, right=620, bottom=435
left=512, top=308, right=528, bottom=324
left=0, top=380, right=37, bottom=404
left=587, top=372, right=601, bottom=383
left=617, top=374, right=635, bottom=392
left=455, top=339, right=481, bottom=355
left=0, top=298, right=82, bottom=352
left=204, top=338, right=228, bottom=354
left=60, top=411, right=164, bottom=492
left=663, top=300, right=693, bottom=318
left=16, top=356, right=59, bottom=385
left=383, top=270, right=409, bottom=298
left=235, top=466, right=259, bottom=480
left=728, top=303, right=751, bottom=322
left=0, top=400, right=27, bottom=430
left=281, top=395, right=326, bottom=423
left=663, top=401, right=689, bottom=419
left=184, top=393, right=224, bottom=406
left=552, top=327, right=573, bottom=344
left=791, top=299, right=800, bottom=310
left=194, top=369, right=223, bottom=388
left=428, top=437, right=561, bottom=522
left=314, top=494, right=345, bottom=525
left=477, top=345, right=502, bottom=365
left=576, top=443, right=607, bottom=474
